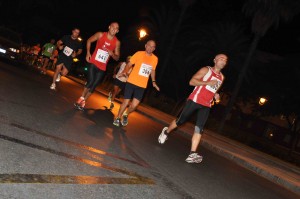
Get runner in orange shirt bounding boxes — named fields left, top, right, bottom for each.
left=113, top=40, right=159, bottom=126
left=30, top=43, right=41, bottom=66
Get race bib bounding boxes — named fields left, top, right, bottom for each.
left=138, top=63, right=152, bottom=77
left=47, top=47, right=54, bottom=53
left=63, top=46, right=73, bottom=56
left=205, top=76, right=222, bottom=93
left=95, top=49, right=109, bottom=63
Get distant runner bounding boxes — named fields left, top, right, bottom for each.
left=50, top=28, right=82, bottom=90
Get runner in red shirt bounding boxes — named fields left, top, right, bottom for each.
left=158, top=54, right=228, bottom=163
left=74, top=22, right=120, bottom=110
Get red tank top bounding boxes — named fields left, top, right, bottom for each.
left=90, top=32, right=118, bottom=71
left=188, top=66, right=224, bottom=107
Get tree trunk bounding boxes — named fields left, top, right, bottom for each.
left=157, top=7, right=187, bottom=83
left=218, top=34, right=261, bottom=133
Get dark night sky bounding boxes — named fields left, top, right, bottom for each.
left=1, top=0, right=300, bottom=103
left=1, top=0, right=163, bottom=42
left=1, top=0, right=300, bottom=56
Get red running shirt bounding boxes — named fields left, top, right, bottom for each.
left=90, top=32, right=118, bottom=71
left=188, top=66, right=224, bottom=108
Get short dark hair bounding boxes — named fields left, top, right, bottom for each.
left=73, top=27, right=80, bottom=31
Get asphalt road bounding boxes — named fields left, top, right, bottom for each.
left=0, top=60, right=299, bottom=199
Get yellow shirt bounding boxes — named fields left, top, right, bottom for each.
left=127, top=51, right=158, bottom=88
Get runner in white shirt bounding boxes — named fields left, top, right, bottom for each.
left=108, top=56, right=132, bottom=109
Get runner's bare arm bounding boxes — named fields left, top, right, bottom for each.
left=108, top=40, right=120, bottom=61
left=214, top=75, right=225, bottom=100
left=118, top=62, right=133, bottom=78
left=151, top=70, right=160, bottom=91
left=86, top=32, right=103, bottom=62
left=72, top=48, right=82, bottom=58
left=189, top=67, right=217, bottom=87
left=76, top=49, right=83, bottom=56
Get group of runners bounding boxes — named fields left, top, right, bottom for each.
left=47, top=21, right=228, bottom=163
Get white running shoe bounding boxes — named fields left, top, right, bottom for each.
left=50, top=83, right=56, bottom=90
left=121, top=114, right=128, bottom=126
left=185, top=153, right=203, bottom=163
left=56, top=73, right=61, bottom=82
left=158, top=127, right=168, bottom=144
left=113, top=118, right=121, bottom=127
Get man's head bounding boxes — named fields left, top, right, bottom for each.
left=50, top=39, right=55, bottom=44
left=71, top=28, right=80, bottom=39
left=213, top=54, right=228, bottom=69
left=108, top=22, right=119, bottom=36
left=145, top=40, right=156, bottom=55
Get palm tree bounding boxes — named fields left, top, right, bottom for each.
left=128, top=1, right=251, bottom=109
left=157, top=0, right=196, bottom=83
left=130, top=1, right=197, bottom=104
left=253, top=54, right=300, bottom=155
left=218, top=0, right=300, bottom=133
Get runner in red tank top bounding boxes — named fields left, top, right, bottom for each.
left=74, top=22, right=121, bottom=110
left=188, top=66, right=224, bottom=107
left=89, top=32, right=118, bottom=71
left=158, top=54, right=228, bottom=163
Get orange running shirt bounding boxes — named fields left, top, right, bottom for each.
left=32, top=45, right=41, bottom=55
left=127, top=51, right=158, bottom=88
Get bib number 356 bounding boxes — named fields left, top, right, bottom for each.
left=138, top=63, right=152, bottom=77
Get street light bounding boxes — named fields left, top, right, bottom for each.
left=138, top=29, right=147, bottom=40
left=259, top=97, right=267, bottom=105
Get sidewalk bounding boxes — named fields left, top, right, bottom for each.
left=67, top=75, right=300, bottom=196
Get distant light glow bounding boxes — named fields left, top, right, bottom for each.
left=9, top=48, right=17, bottom=52
left=0, top=48, right=6, bottom=53
left=73, top=58, right=79, bottom=62
left=259, top=97, right=267, bottom=105
left=139, top=29, right=147, bottom=40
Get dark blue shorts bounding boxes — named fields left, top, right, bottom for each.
left=113, top=78, right=126, bottom=90
left=123, top=83, right=145, bottom=101
left=56, top=55, right=73, bottom=71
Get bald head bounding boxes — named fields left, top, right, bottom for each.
left=213, top=53, right=228, bottom=69
left=145, top=40, right=156, bottom=54
left=146, top=40, right=156, bottom=46
left=110, top=22, right=119, bottom=27
left=215, top=54, right=228, bottom=61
